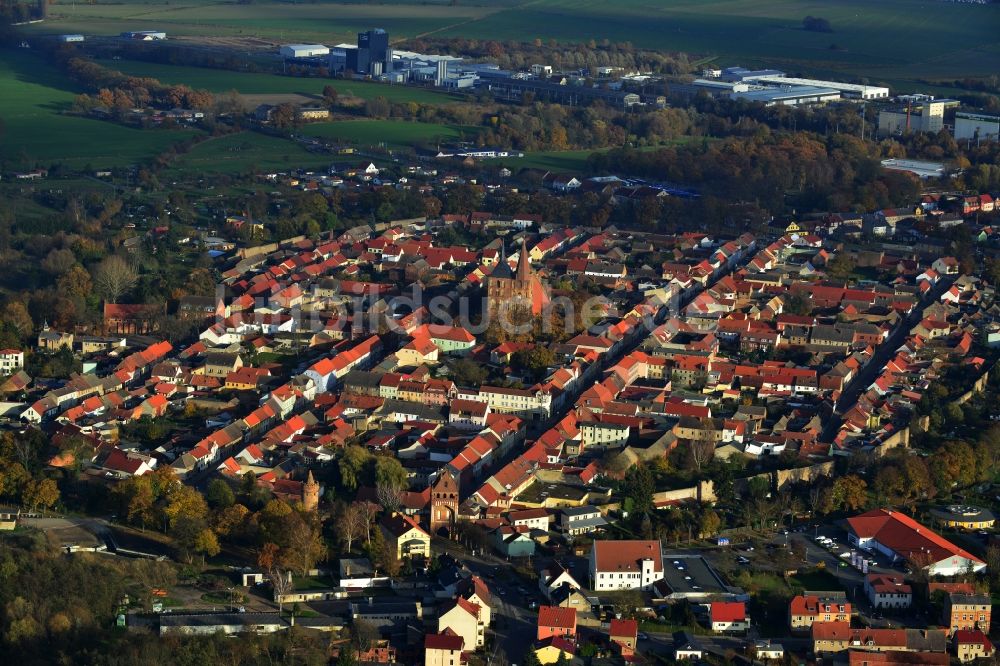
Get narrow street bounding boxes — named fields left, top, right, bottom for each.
left=820, top=275, right=956, bottom=442
left=441, top=248, right=762, bottom=663
left=433, top=536, right=537, bottom=664
left=532, top=246, right=761, bottom=438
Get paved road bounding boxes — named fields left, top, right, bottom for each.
left=820, top=275, right=955, bottom=442
left=785, top=529, right=945, bottom=629
left=432, top=537, right=537, bottom=664
left=431, top=250, right=764, bottom=662
left=640, top=630, right=760, bottom=660
left=523, top=246, right=760, bottom=441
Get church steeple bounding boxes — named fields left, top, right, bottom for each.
left=491, top=239, right=514, bottom=280
left=515, top=236, right=531, bottom=282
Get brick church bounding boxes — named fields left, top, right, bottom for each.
left=486, top=237, right=548, bottom=322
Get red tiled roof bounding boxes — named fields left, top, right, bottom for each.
left=955, top=629, right=993, bottom=650
left=380, top=512, right=429, bottom=538
left=812, top=621, right=851, bottom=641
left=710, top=601, right=746, bottom=623
left=847, top=650, right=948, bottom=665
left=508, top=508, right=548, bottom=522
left=453, top=596, right=481, bottom=619
left=789, top=594, right=851, bottom=617
left=457, top=575, right=491, bottom=606
left=928, top=582, right=974, bottom=595
left=103, top=448, right=145, bottom=475
left=866, top=574, right=911, bottom=595
left=537, top=605, right=576, bottom=629
left=591, top=540, right=662, bottom=573
left=425, top=631, right=464, bottom=651
left=609, top=618, right=638, bottom=639
left=538, top=635, right=576, bottom=655
left=846, top=508, right=984, bottom=567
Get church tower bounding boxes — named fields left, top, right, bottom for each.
left=429, top=468, right=459, bottom=535
left=302, top=470, right=320, bottom=512
left=486, top=237, right=548, bottom=322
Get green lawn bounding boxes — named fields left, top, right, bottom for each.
left=789, top=569, right=845, bottom=592
left=300, top=119, right=480, bottom=150
left=292, top=575, right=333, bottom=591
left=509, top=150, right=600, bottom=173
left=0, top=49, right=197, bottom=170
left=508, top=141, right=704, bottom=174
left=105, top=59, right=460, bottom=105
left=25, top=0, right=1000, bottom=89
left=165, top=131, right=330, bottom=175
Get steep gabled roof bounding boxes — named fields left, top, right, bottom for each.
left=537, top=605, right=576, bottom=629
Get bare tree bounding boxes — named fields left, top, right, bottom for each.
left=359, top=501, right=379, bottom=544
left=9, top=432, right=35, bottom=469
left=376, top=483, right=403, bottom=514
left=340, top=502, right=367, bottom=554
left=751, top=497, right=780, bottom=531
left=268, top=568, right=292, bottom=613
left=352, top=618, right=379, bottom=654
left=689, top=437, right=716, bottom=472
left=808, top=484, right=825, bottom=517
left=93, top=255, right=138, bottom=304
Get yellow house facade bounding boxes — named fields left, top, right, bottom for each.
left=379, top=513, right=431, bottom=560
left=438, top=597, right=484, bottom=649
left=535, top=638, right=575, bottom=664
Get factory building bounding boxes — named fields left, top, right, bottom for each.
left=475, top=70, right=645, bottom=108
left=955, top=112, right=1000, bottom=142
left=717, top=67, right=786, bottom=81
left=672, top=78, right=839, bottom=106
left=279, top=44, right=330, bottom=59
left=329, top=38, right=467, bottom=86
left=735, top=85, right=840, bottom=106
left=710, top=67, right=889, bottom=100
left=878, top=100, right=946, bottom=136
left=741, top=75, right=888, bottom=100
left=346, top=28, right=391, bottom=76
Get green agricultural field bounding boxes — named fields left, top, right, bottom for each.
left=25, top=0, right=1000, bottom=89
left=108, top=59, right=459, bottom=105
left=26, top=0, right=504, bottom=45
left=165, top=131, right=329, bottom=175
left=300, top=119, right=480, bottom=150
left=0, top=49, right=197, bottom=170
left=442, top=0, right=1000, bottom=84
